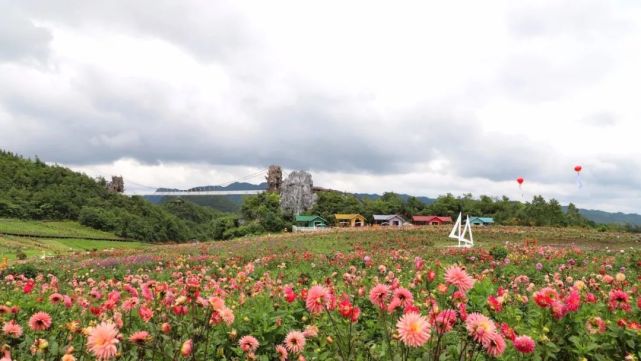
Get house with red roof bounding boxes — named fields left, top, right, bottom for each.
left=412, top=215, right=453, bottom=225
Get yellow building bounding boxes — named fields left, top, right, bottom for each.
left=335, top=214, right=366, bottom=227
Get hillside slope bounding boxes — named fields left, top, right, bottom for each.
left=0, top=150, right=222, bottom=241
left=0, top=218, right=122, bottom=239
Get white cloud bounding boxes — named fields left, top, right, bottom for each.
left=2, top=0, right=641, bottom=212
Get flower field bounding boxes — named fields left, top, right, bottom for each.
left=1, top=227, right=641, bottom=360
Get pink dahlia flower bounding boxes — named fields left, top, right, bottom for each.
left=513, top=335, right=535, bottom=354
left=444, top=265, right=475, bottom=293
left=396, top=312, right=431, bottom=347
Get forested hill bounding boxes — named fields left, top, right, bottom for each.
left=572, top=208, right=641, bottom=226
left=0, top=150, right=233, bottom=242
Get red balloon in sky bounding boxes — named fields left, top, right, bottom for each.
left=516, top=177, right=524, bottom=185
left=574, top=165, right=584, bottom=188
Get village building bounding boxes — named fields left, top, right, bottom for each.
left=412, top=215, right=453, bottom=225
left=373, top=214, right=407, bottom=226
left=295, top=215, right=328, bottom=228
left=469, top=217, right=495, bottom=226
left=335, top=214, right=366, bottom=227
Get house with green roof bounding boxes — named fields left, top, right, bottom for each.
left=295, top=215, right=329, bottom=228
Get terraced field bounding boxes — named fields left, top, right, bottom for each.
left=0, top=218, right=147, bottom=260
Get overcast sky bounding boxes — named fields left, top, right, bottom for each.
left=1, top=0, right=641, bottom=212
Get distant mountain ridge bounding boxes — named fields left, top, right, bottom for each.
left=354, top=193, right=436, bottom=205
left=571, top=207, right=641, bottom=226
left=156, top=182, right=267, bottom=192
left=146, top=182, right=268, bottom=212
left=151, top=182, right=641, bottom=225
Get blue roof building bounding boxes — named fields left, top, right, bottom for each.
left=469, top=217, right=495, bottom=226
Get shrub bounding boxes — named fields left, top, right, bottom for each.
left=222, top=222, right=264, bottom=239
left=490, top=246, right=508, bottom=261
left=8, top=263, right=38, bottom=278
left=210, top=216, right=239, bottom=240
left=79, top=207, right=117, bottom=231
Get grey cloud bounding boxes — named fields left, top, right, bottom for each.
left=0, top=54, right=608, bottom=186
left=580, top=112, right=618, bottom=127
left=447, top=135, right=558, bottom=182
left=498, top=52, right=614, bottom=101
left=16, top=0, right=250, bottom=62
left=0, top=69, right=562, bottom=184
left=0, top=64, right=466, bottom=173
left=508, top=0, right=631, bottom=40
left=588, top=156, right=641, bottom=188
left=556, top=161, right=641, bottom=213
left=499, top=1, right=635, bottom=101
left=0, top=3, right=51, bottom=62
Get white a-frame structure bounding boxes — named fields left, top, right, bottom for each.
left=448, top=212, right=474, bottom=247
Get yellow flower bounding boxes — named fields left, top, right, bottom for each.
left=574, top=280, right=585, bottom=290
left=82, top=327, right=93, bottom=336
left=66, top=321, right=80, bottom=333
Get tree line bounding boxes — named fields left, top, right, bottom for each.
left=310, top=191, right=595, bottom=228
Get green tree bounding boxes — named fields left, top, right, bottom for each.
left=311, top=192, right=364, bottom=225
left=241, top=192, right=287, bottom=232
left=565, top=203, right=591, bottom=227
left=404, top=196, right=425, bottom=218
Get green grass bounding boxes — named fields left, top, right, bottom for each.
left=0, top=218, right=122, bottom=239
left=3, top=223, right=640, bottom=264
left=225, top=225, right=641, bottom=254
left=0, top=234, right=148, bottom=261
left=0, top=219, right=146, bottom=262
